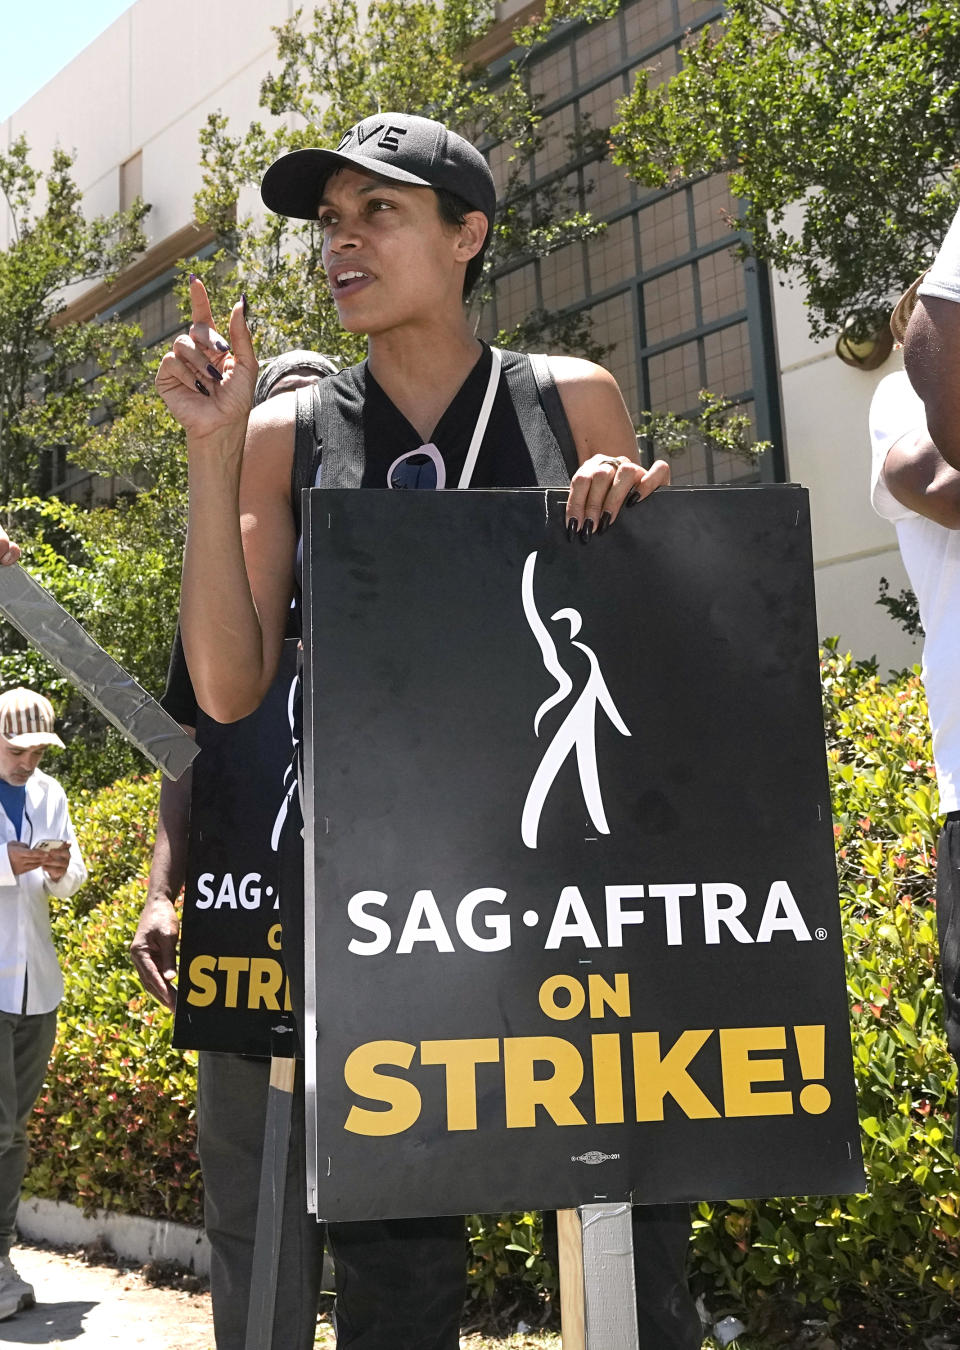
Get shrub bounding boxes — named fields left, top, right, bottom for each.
left=26, top=878, right=201, bottom=1222
left=466, top=1211, right=555, bottom=1319
left=690, top=645, right=959, bottom=1343
left=0, top=497, right=181, bottom=793
left=69, top=775, right=160, bottom=917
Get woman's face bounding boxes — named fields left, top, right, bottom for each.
left=318, top=167, right=483, bottom=335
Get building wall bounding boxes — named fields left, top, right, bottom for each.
left=0, top=0, right=923, bottom=671
left=0, top=0, right=297, bottom=259
left=770, top=250, right=918, bottom=673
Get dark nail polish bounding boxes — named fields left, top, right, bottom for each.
left=215, top=340, right=230, bottom=353
left=206, top=364, right=224, bottom=383
left=597, top=510, right=612, bottom=536
left=241, top=293, right=249, bottom=319
left=566, top=518, right=579, bottom=541
left=195, top=379, right=210, bottom=398
left=189, top=272, right=197, bottom=282
left=626, top=489, right=642, bottom=507
left=579, top=519, right=594, bottom=544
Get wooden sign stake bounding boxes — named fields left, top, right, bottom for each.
left=244, top=1054, right=296, bottom=1350
left=559, top=1204, right=639, bottom=1349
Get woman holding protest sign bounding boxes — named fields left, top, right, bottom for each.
left=156, top=113, right=699, bottom=1350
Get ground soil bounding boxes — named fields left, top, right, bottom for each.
left=0, top=1243, right=213, bottom=1348
left=0, top=1242, right=563, bottom=1349
left=11, top=1240, right=958, bottom=1349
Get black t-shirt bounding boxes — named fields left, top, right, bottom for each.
left=160, top=627, right=197, bottom=728
left=161, top=614, right=300, bottom=728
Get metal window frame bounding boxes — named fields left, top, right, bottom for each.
left=483, top=0, right=784, bottom=485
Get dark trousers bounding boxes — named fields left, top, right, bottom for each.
left=197, top=1051, right=325, bottom=1350
left=198, top=1052, right=465, bottom=1350
left=0, top=1008, right=57, bottom=1257
left=328, top=1217, right=465, bottom=1350
left=329, top=1208, right=699, bottom=1350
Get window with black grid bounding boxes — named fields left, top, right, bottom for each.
left=480, top=0, right=783, bottom=485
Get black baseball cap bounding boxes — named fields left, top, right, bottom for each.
left=260, top=113, right=497, bottom=235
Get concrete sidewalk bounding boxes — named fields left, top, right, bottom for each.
left=0, top=1244, right=213, bottom=1348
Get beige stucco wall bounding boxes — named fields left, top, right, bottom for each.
left=770, top=257, right=918, bottom=672
left=0, top=0, right=297, bottom=257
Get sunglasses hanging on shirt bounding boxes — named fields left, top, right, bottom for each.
left=385, top=347, right=503, bottom=493
left=387, top=444, right=446, bottom=490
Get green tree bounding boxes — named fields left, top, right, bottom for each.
left=6, top=2, right=630, bottom=792
left=188, top=0, right=617, bottom=361
left=610, top=0, right=960, bottom=342
left=0, top=494, right=183, bottom=789
left=0, top=138, right=150, bottom=499
left=0, top=136, right=195, bottom=786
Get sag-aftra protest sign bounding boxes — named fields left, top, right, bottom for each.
left=301, top=486, right=864, bottom=1220
left=173, top=640, right=299, bottom=1056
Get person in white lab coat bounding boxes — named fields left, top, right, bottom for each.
left=0, top=688, right=86, bottom=1320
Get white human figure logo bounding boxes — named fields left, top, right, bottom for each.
left=520, top=551, right=631, bottom=849
left=270, top=671, right=300, bottom=854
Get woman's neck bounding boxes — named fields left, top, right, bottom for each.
left=367, top=320, right=484, bottom=442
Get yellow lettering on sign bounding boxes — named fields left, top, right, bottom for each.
left=218, top=956, right=250, bottom=1009
left=343, top=1041, right=421, bottom=1136
left=267, top=924, right=283, bottom=951
left=186, top=955, right=218, bottom=1007
left=503, top=1036, right=587, bottom=1128
left=794, top=1024, right=831, bottom=1114
left=633, top=1030, right=720, bottom=1121
left=591, top=1033, right=624, bottom=1124
left=339, top=1024, right=833, bottom=1135
left=420, top=1038, right=500, bottom=1130
left=539, top=975, right=586, bottom=1021
left=720, top=1026, right=792, bottom=1117
left=248, top=958, right=283, bottom=1010
left=588, top=972, right=630, bottom=1019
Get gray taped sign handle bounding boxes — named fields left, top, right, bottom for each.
left=0, top=564, right=198, bottom=781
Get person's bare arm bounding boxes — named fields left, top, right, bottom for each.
left=904, top=297, right=960, bottom=472
left=156, top=278, right=295, bottom=721
left=882, top=428, right=960, bottom=530
left=131, top=737, right=194, bottom=1010
left=552, top=357, right=670, bottom=538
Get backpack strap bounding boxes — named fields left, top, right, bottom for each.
left=500, top=352, right=578, bottom=487
left=291, top=382, right=324, bottom=541
left=315, top=383, right=364, bottom=491
left=528, top=352, right=580, bottom=481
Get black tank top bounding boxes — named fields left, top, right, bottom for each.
left=320, top=344, right=563, bottom=489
